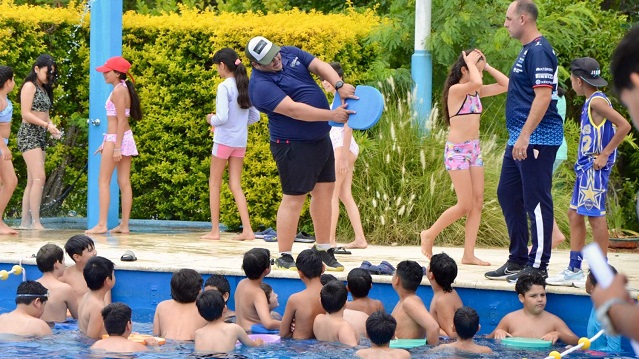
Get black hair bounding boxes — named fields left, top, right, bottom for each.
left=242, top=248, right=270, bottom=280
left=15, top=280, right=48, bottom=305
left=212, top=48, right=251, bottom=109
left=260, top=282, right=273, bottom=304
left=83, top=256, right=114, bottom=291
left=320, top=273, right=338, bottom=285
left=557, top=85, right=565, bottom=98
left=170, top=268, right=203, bottom=303
left=0, top=66, right=14, bottom=90
left=112, top=71, right=142, bottom=121
left=396, top=260, right=423, bottom=292
left=366, top=311, right=397, bottom=346
left=588, top=265, right=618, bottom=287
left=19, top=54, right=56, bottom=104
left=429, top=253, right=457, bottom=293
left=611, top=25, right=639, bottom=94
left=320, top=280, right=348, bottom=314
left=64, top=235, right=95, bottom=262
left=196, top=289, right=225, bottom=322
left=204, top=274, right=231, bottom=296
left=36, top=243, right=64, bottom=273
left=515, top=0, right=538, bottom=22
left=102, top=302, right=132, bottom=336
left=347, top=268, right=372, bottom=298
left=453, top=306, right=480, bottom=340
left=320, top=62, right=344, bottom=82
left=515, top=273, right=546, bottom=296
left=296, top=249, right=323, bottom=279
left=442, top=49, right=484, bottom=125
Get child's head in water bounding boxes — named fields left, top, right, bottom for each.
left=196, top=290, right=226, bottom=322
left=242, top=248, right=271, bottom=280
left=296, top=249, right=324, bottom=280
left=204, top=274, right=231, bottom=303
left=84, top=256, right=115, bottom=291
left=260, top=283, right=279, bottom=312
left=394, top=260, right=423, bottom=292
left=453, top=306, right=481, bottom=340
left=101, top=303, right=133, bottom=336
left=170, top=269, right=203, bottom=303
left=586, top=265, right=618, bottom=295
left=347, top=268, right=373, bottom=299
left=515, top=273, right=547, bottom=314
left=427, top=253, right=457, bottom=293
left=64, top=235, right=96, bottom=264
left=366, top=311, right=397, bottom=347
left=36, top=243, right=65, bottom=275
left=320, top=280, right=348, bottom=314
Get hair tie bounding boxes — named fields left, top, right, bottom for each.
left=234, top=59, right=241, bottom=66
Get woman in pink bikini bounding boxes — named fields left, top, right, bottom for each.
left=86, top=56, right=141, bottom=234
left=420, top=50, right=509, bottom=266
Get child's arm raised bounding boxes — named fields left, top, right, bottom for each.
left=590, top=98, right=631, bottom=171
left=478, top=51, right=509, bottom=98
left=279, top=296, right=296, bottom=338
left=449, top=50, right=484, bottom=98
left=404, top=296, right=440, bottom=345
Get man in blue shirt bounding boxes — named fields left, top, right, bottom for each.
left=245, top=36, right=356, bottom=271
left=485, top=0, right=562, bottom=282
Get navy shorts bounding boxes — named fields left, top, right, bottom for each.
left=270, top=135, right=335, bottom=195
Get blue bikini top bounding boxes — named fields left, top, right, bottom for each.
left=0, top=98, right=12, bottom=123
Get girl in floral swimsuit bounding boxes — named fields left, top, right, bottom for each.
left=420, top=50, right=509, bottom=266
left=86, top=56, right=142, bottom=234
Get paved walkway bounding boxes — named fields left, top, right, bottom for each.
left=1, top=229, right=637, bottom=296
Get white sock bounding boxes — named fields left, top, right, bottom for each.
left=280, top=251, right=292, bottom=256
left=316, top=244, right=331, bottom=251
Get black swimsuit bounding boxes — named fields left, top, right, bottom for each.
left=17, top=84, right=51, bottom=153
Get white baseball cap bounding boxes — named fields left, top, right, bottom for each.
left=245, top=36, right=281, bottom=65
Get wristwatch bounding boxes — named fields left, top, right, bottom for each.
left=595, top=297, right=626, bottom=335
left=334, top=81, right=344, bottom=90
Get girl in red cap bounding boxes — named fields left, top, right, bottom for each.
left=17, top=54, right=62, bottom=230
left=86, top=56, right=141, bottom=234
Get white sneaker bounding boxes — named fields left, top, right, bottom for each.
left=546, top=268, right=585, bottom=287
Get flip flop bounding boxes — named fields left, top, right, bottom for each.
left=359, top=261, right=372, bottom=271
left=255, top=228, right=276, bottom=239
left=263, top=234, right=277, bottom=243
left=294, top=231, right=316, bottom=243
left=377, top=261, right=396, bottom=275
left=120, top=250, right=137, bottom=262
left=334, top=246, right=352, bottom=255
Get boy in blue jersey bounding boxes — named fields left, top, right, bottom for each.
left=546, top=57, right=630, bottom=287
left=486, top=0, right=563, bottom=283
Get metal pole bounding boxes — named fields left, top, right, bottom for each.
left=88, top=0, right=122, bottom=229
left=411, top=0, right=433, bottom=131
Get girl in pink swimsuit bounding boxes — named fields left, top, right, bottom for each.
left=420, top=50, right=509, bottom=266
left=86, top=56, right=142, bottom=234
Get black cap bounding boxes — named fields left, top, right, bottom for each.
left=570, top=57, right=608, bottom=88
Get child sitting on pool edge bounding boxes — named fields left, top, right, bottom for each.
left=194, top=290, right=263, bottom=353
left=313, top=280, right=360, bottom=347
left=356, top=311, right=410, bottom=359
left=0, top=281, right=51, bottom=337
left=78, top=256, right=116, bottom=340
left=235, top=248, right=281, bottom=332
left=35, top=243, right=79, bottom=323
left=488, top=273, right=579, bottom=345
left=153, top=268, right=207, bottom=340
left=436, top=306, right=492, bottom=354
left=91, top=303, right=156, bottom=353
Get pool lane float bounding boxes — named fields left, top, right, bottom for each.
left=250, top=323, right=279, bottom=334
left=101, top=333, right=166, bottom=345
left=389, top=338, right=427, bottom=349
left=501, top=337, right=552, bottom=349
left=0, top=265, right=23, bottom=280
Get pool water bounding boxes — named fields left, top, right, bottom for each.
left=0, top=321, right=634, bottom=359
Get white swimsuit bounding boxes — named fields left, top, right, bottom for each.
left=329, top=126, right=359, bottom=156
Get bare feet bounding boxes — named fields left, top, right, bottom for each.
left=200, top=231, right=220, bottom=240
left=110, top=225, right=130, bottom=234
left=0, top=224, right=17, bottom=235
left=232, top=232, right=255, bottom=241
left=31, top=223, right=46, bottom=230
left=344, top=239, right=368, bottom=249
left=85, top=224, right=108, bottom=234
left=461, top=255, right=491, bottom=266
left=420, top=229, right=434, bottom=259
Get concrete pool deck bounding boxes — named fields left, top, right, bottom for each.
left=0, top=228, right=637, bottom=296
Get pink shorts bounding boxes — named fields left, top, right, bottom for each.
left=212, top=143, right=246, bottom=159
left=444, top=139, right=483, bottom=170
left=101, top=130, right=138, bottom=156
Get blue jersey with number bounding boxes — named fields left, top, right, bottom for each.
left=576, top=91, right=616, bottom=167
left=505, top=36, right=563, bottom=146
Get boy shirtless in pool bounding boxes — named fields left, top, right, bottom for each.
left=59, top=235, right=111, bottom=304
left=488, top=273, right=578, bottom=345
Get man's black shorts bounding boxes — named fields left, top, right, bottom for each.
left=270, top=135, right=335, bottom=195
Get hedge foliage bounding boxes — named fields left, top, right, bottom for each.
left=0, top=1, right=381, bottom=229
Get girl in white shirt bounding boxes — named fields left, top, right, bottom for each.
left=201, top=48, right=260, bottom=240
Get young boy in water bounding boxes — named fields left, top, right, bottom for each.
left=280, top=249, right=325, bottom=339
left=321, top=274, right=368, bottom=337
left=91, top=303, right=151, bottom=353
left=59, top=235, right=111, bottom=304
left=153, top=268, right=207, bottom=340
left=489, top=273, right=579, bottom=344
left=391, top=260, right=439, bottom=345
left=356, top=311, right=410, bottom=359
left=204, top=274, right=235, bottom=322
left=78, top=256, right=116, bottom=339
left=194, top=290, right=263, bottom=353
left=313, top=280, right=360, bottom=346
left=260, top=282, right=282, bottom=320
left=35, top=243, right=78, bottom=322
left=426, top=253, right=463, bottom=338
left=437, top=306, right=492, bottom=354
left=345, top=268, right=385, bottom=315
left=235, top=248, right=281, bottom=332
left=0, top=281, right=51, bottom=337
